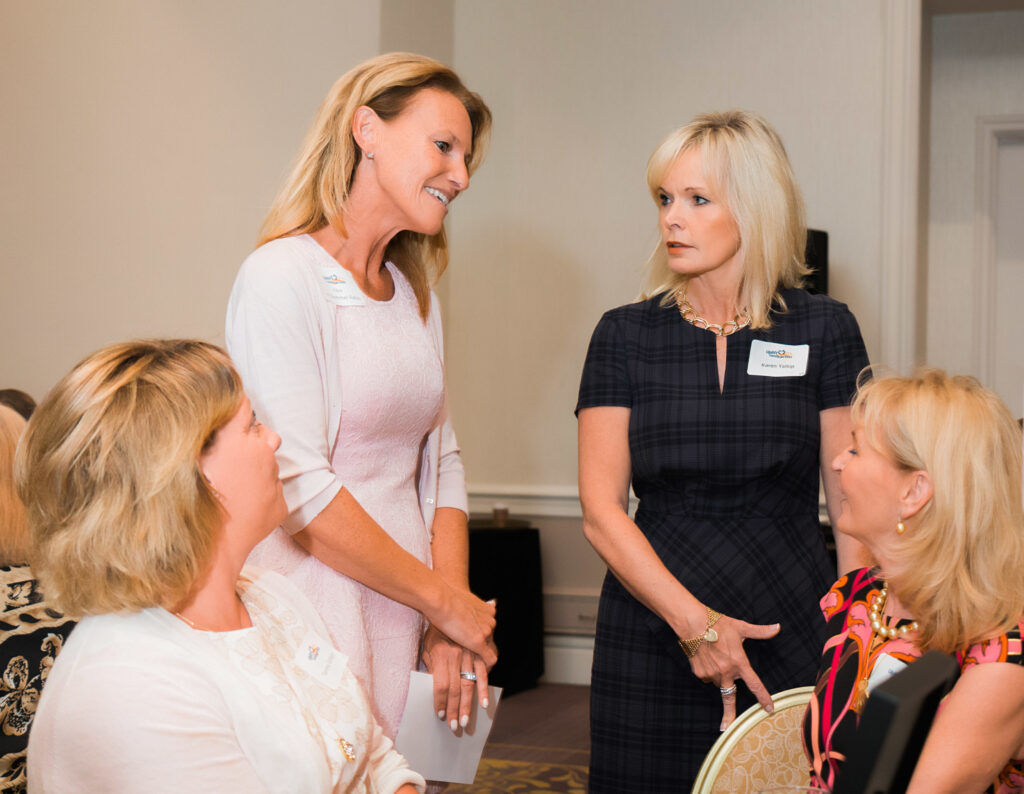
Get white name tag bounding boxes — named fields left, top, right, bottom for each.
left=293, top=631, right=346, bottom=690
left=319, top=265, right=365, bottom=306
left=746, top=339, right=809, bottom=377
left=866, top=651, right=909, bottom=695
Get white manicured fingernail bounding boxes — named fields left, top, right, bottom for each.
left=460, top=715, right=469, bottom=728
left=482, top=698, right=489, bottom=708
left=449, top=719, right=458, bottom=731
left=720, top=721, right=727, bottom=731
left=438, top=710, right=445, bottom=720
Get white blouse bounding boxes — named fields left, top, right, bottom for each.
left=27, top=567, right=425, bottom=794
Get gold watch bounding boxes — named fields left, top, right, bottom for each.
left=678, top=606, right=723, bottom=658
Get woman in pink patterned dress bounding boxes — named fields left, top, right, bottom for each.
left=802, top=369, right=1024, bottom=793
left=226, top=53, right=496, bottom=741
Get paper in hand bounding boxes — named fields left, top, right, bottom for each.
left=394, top=670, right=502, bottom=784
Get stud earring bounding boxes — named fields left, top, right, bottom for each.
left=366, top=151, right=374, bottom=160
left=896, top=517, right=906, bottom=535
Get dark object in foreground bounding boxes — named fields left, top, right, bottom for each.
left=833, top=650, right=959, bottom=794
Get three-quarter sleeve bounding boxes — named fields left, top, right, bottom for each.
left=226, top=242, right=343, bottom=532
left=817, top=302, right=870, bottom=411
left=576, top=309, right=632, bottom=414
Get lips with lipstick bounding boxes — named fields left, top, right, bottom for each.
left=425, top=187, right=451, bottom=207
left=666, top=241, right=692, bottom=251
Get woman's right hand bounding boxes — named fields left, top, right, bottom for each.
left=427, top=580, right=497, bottom=667
left=683, top=614, right=781, bottom=730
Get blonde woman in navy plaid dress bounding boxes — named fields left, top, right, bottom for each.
left=576, top=111, right=869, bottom=792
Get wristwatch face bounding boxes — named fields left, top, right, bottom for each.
left=705, top=627, right=719, bottom=643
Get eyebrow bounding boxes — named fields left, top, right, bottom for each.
left=657, top=184, right=707, bottom=193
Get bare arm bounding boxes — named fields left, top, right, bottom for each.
left=820, top=405, right=871, bottom=575
left=293, top=489, right=496, bottom=666
left=906, top=662, right=1024, bottom=793
left=579, top=406, right=778, bottom=727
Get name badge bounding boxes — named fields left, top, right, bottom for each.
left=866, top=652, right=909, bottom=695
left=293, top=631, right=347, bottom=689
left=319, top=265, right=365, bottom=306
left=746, top=339, right=809, bottom=377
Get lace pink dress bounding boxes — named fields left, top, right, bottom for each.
left=249, top=261, right=443, bottom=737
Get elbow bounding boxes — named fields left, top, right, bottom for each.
left=580, top=503, right=604, bottom=549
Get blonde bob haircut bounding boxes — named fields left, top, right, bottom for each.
left=15, top=339, right=244, bottom=617
left=852, top=368, right=1024, bottom=653
left=0, top=405, right=28, bottom=566
left=258, top=52, right=492, bottom=321
left=640, top=110, right=810, bottom=329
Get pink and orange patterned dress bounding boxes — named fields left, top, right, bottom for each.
left=802, top=567, right=1024, bottom=793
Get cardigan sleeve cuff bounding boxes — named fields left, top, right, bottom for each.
left=282, top=478, right=343, bottom=534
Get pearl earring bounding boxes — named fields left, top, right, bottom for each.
left=896, top=517, right=906, bottom=534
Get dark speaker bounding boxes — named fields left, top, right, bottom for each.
left=806, top=228, right=829, bottom=295
left=467, top=524, right=545, bottom=694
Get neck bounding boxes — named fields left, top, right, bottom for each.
left=313, top=168, right=407, bottom=284
left=172, top=538, right=251, bottom=632
left=684, top=279, right=743, bottom=325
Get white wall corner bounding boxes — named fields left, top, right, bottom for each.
left=879, top=0, right=923, bottom=373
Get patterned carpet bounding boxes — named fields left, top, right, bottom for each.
left=448, top=759, right=588, bottom=793
left=447, top=684, right=590, bottom=794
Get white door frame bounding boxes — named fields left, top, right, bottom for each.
left=975, top=115, right=1024, bottom=385
left=879, top=0, right=923, bottom=374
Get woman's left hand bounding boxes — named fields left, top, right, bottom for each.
left=421, top=623, right=491, bottom=734
left=684, top=614, right=781, bottom=730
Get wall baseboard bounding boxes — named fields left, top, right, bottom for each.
left=540, top=634, right=594, bottom=686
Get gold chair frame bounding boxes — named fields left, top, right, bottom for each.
left=691, top=685, right=814, bottom=794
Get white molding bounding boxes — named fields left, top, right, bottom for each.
left=541, top=634, right=594, bottom=686
left=879, top=0, right=923, bottom=374
left=467, top=483, right=638, bottom=518
left=974, top=115, right=1024, bottom=385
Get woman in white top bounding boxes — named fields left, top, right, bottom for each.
left=226, top=52, right=495, bottom=738
left=18, top=339, right=424, bottom=793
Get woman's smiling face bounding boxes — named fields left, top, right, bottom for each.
left=368, top=87, right=474, bottom=236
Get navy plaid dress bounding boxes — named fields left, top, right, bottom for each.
left=576, top=288, right=868, bottom=793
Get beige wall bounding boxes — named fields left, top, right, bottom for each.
left=0, top=1, right=380, bottom=400
left=446, top=0, right=889, bottom=497
left=0, top=2, right=946, bottom=631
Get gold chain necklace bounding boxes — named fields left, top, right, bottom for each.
left=675, top=291, right=751, bottom=337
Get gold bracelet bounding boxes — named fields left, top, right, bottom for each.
left=678, top=606, right=723, bottom=658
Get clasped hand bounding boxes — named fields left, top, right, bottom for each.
left=421, top=587, right=497, bottom=734
left=685, top=614, right=780, bottom=730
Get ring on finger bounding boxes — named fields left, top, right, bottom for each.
left=460, top=671, right=478, bottom=681
left=719, top=685, right=737, bottom=696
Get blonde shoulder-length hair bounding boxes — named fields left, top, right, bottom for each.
left=0, top=405, right=28, bottom=566
left=852, top=369, right=1024, bottom=653
left=640, top=110, right=810, bottom=329
left=15, top=339, right=244, bottom=617
left=258, top=51, right=492, bottom=320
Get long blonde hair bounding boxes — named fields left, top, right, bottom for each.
left=15, top=340, right=243, bottom=616
left=852, top=369, right=1024, bottom=652
left=0, top=405, right=28, bottom=565
left=640, top=110, right=809, bottom=329
left=258, top=52, right=492, bottom=320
